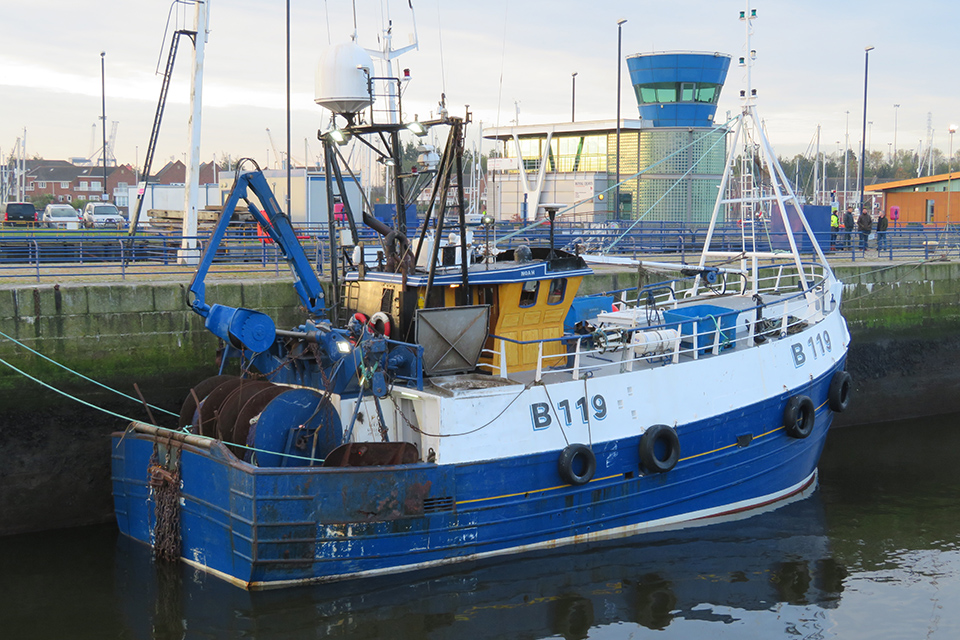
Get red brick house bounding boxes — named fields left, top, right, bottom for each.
left=22, top=162, right=139, bottom=215
left=151, top=160, right=218, bottom=185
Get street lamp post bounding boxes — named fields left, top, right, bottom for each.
left=100, top=51, right=108, bottom=202
left=858, top=46, right=874, bottom=215
left=571, top=72, right=578, bottom=122
left=948, top=124, right=957, bottom=226
left=615, top=18, right=627, bottom=222
left=893, top=103, right=900, bottom=169
left=843, top=110, right=849, bottom=205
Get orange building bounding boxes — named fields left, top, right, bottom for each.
left=865, top=172, right=960, bottom=225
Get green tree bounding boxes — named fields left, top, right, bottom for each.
left=30, top=193, right=55, bottom=209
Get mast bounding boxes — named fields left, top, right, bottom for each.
left=695, top=4, right=835, bottom=297
left=180, top=0, right=210, bottom=266
left=814, top=125, right=820, bottom=205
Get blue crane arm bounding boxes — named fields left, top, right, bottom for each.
left=187, top=170, right=327, bottom=352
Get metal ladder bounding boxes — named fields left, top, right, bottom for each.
left=739, top=156, right=758, bottom=251
left=129, top=29, right=196, bottom=235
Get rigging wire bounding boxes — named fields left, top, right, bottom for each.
left=436, top=2, right=446, bottom=95
left=397, top=381, right=534, bottom=438
left=494, top=0, right=509, bottom=131
left=0, top=356, right=144, bottom=425
left=325, top=0, right=332, bottom=45
left=0, top=328, right=178, bottom=417
left=494, top=115, right=739, bottom=249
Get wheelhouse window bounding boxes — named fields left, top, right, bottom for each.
left=519, top=280, right=539, bottom=308
left=547, top=278, right=567, bottom=305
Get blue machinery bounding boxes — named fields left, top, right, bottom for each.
left=188, top=167, right=328, bottom=352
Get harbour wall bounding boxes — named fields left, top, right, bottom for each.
left=1, top=261, right=959, bottom=535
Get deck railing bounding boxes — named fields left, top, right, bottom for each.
left=479, top=262, right=834, bottom=382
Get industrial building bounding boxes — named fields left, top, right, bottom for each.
left=865, top=172, right=960, bottom=225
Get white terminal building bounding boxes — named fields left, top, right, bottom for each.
left=484, top=51, right=733, bottom=225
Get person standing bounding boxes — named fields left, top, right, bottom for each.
left=876, top=209, right=889, bottom=252
left=843, top=205, right=856, bottom=250
left=857, top=207, right=873, bottom=253
left=830, top=208, right=840, bottom=251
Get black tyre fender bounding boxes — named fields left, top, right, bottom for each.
left=783, top=395, right=816, bottom=439
left=639, top=424, right=680, bottom=473
left=828, top=370, right=852, bottom=412
left=558, top=443, right=596, bottom=486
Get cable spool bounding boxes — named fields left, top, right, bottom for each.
left=228, top=385, right=288, bottom=456
left=213, top=381, right=275, bottom=441
left=249, top=389, right=343, bottom=467
left=178, top=374, right=238, bottom=431
left=193, top=378, right=247, bottom=437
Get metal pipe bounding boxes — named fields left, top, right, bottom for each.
left=100, top=52, right=107, bottom=202
left=285, top=0, right=291, bottom=216
left=615, top=19, right=627, bottom=223
left=128, top=421, right=213, bottom=449
left=858, top=46, right=874, bottom=213
left=571, top=72, right=577, bottom=122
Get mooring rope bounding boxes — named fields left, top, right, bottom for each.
left=0, top=328, right=178, bottom=417
left=0, top=356, right=142, bottom=423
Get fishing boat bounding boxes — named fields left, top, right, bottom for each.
left=111, top=16, right=852, bottom=590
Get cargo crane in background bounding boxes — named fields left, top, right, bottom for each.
left=80, top=120, right=118, bottom=167
left=128, top=28, right=196, bottom=235
left=266, top=127, right=284, bottom=169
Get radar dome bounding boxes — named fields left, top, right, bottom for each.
left=315, top=42, right=374, bottom=116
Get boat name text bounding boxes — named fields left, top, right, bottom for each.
left=791, top=330, right=832, bottom=368
left=530, top=395, right=607, bottom=430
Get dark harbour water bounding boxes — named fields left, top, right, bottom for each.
left=2, top=414, right=959, bottom=640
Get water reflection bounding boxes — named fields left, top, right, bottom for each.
left=114, top=488, right=845, bottom=639
left=7, top=415, right=959, bottom=639
left=819, top=413, right=960, bottom=572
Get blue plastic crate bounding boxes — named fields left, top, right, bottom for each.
left=662, top=304, right=738, bottom=353
left=564, top=295, right=614, bottom=334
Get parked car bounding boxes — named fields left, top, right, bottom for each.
left=42, top=204, right=83, bottom=230
left=3, top=202, right=39, bottom=226
left=82, top=203, right=126, bottom=229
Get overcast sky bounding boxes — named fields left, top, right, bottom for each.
left=2, top=0, right=958, bottom=171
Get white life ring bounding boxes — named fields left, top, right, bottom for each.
left=368, top=312, right=392, bottom=338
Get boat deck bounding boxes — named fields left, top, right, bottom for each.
left=464, top=281, right=837, bottom=389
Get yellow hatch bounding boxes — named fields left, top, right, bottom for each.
left=480, top=275, right=582, bottom=373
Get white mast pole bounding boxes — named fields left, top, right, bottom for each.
left=180, top=0, right=210, bottom=265
left=814, top=124, right=821, bottom=204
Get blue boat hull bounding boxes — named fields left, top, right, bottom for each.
left=112, top=360, right=842, bottom=589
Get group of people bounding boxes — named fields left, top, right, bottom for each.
left=830, top=205, right=888, bottom=253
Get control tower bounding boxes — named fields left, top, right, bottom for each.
left=626, top=51, right=731, bottom=127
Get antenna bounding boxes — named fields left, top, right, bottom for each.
left=361, top=0, right=419, bottom=125
left=738, top=3, right=758, bottom=106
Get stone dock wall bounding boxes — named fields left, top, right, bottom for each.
left=1, top=261, right=958, bottom=535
